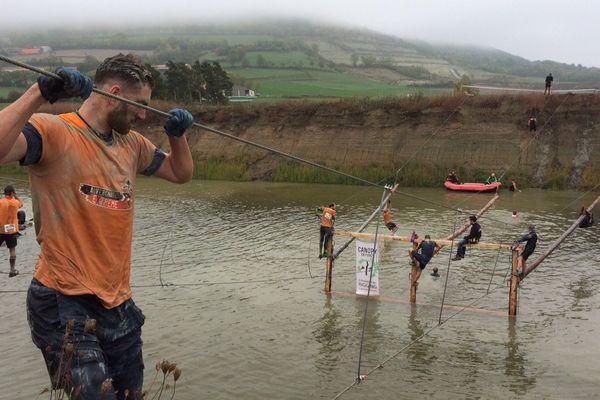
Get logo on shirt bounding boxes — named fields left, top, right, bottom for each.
left=79, top=182, right=132, bottom=210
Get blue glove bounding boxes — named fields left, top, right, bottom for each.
left=37, top=67, right=93, bottom=104
left=164, top=108, right=194, bottom=138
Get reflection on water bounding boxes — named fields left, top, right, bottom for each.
left=505, top=318, right=537, bottom=396
left=1, top=180, right=599, bottom=399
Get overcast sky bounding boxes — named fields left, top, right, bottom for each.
left=3, top=0, right=599, bottom=67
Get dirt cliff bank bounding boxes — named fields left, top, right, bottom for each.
left=141, top=94, right=600, bottom=189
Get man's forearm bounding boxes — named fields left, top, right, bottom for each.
left=166, top=135, right=193, bottom=183
left=0, top=84, right=45, bottom=161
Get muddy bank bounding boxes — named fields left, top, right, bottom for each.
left=63, top=94, right=600, bottom=189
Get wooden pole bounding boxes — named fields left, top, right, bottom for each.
left=409, top=240, right=419, bottom=303
left=522, top=194, right=600, bottom=279
left=324, top=237, right=334, bottom=293
left=508, top=249, right=519, bottom=316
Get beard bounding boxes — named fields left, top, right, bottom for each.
left=106, top=102, right=131, bottom=135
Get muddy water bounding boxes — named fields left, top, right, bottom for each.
left=1, top=179, right=599, bottom=399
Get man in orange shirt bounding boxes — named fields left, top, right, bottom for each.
left=317, top=203, right=336, bottom=258
left=383, top=200, right=399, bottom=235
left=0, top=54, right=194, bottom=399
left=0, top=185, right=23, bottom=277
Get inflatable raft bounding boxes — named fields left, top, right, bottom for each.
left=444, top=181, right=502, bottom=193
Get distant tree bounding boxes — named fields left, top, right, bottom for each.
left=192, top=61, right=233, bottom=104
left=256, top=54, right=267, bottom=68
left=144, top=64, right=167, bottom=100
left=164, top=61, right=193, bottom=102
left=454, top=74, right=479, bottom=96
left=350, top=53, right=359, bottom=67
left=360, top=55, right=376, bottom=67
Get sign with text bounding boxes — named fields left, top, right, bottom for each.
left=355, top=240, right=380, bottom=296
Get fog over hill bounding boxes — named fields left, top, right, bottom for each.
left=2, top=0, right=600, bottom=67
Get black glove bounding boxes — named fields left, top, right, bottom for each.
left=37, top=67, right=93, bottom=104
left=164, top=108, right=194, bottom=138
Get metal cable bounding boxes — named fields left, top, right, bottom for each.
left=0, top=55, right=385, bottom=189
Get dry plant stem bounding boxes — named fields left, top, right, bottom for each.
left=169, top=381, right=177, bottom=400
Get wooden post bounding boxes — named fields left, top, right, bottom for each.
left=409, top=241, right=419, bottom=303
left=410, top=264, right=418, bottom=304
left=508, top=249, right=519, bottom=316
left=324, top=236, right=334, bottom=293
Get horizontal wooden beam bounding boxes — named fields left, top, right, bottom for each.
left=334, top=230, right=511, bottom=250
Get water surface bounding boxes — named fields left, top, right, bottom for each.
left=1, top=180, right=598, bottom=399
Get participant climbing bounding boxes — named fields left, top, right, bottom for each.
left=317, top=203, right=336, bottom=258
left=509, top=180, right=520, bottom=192
left=579, top=206, right=594, bottom=228
left=452, top=215, right=481, bottom=261
left=512, top=225, right=538, bottom=278
left=528, top=117, right=537, bottom=137
left=383, top=200, right=399, bottom=235
left=408, top=234, right=441, bottom=285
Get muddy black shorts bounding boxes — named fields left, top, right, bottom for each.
left=27, top=279, right=145, bottom=400
left=385, top=222, right=397, bottom=230
left=0, top=233, right=17, bottom=249
left=411, top=251, right=429, bottom=270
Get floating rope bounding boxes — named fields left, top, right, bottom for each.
left=438, top=209, right=460, bottom=324
left=355, top=187, right=387, bottom=382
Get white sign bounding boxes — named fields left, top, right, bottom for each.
left=355, top=239, right=380, bottom=296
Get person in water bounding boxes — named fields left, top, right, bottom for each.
left=511, top=211, right=519, bottom=218
left=579, top=206, right=594, bottom=228
left=383, top=200, right=399, bottom=235
left=509, top=180, right=520, bottom=192
left=431, top=267, right=440, bottom=278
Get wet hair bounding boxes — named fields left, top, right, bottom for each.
left=3, top=185, right=14, bottom=196
left=469, top=215, right=477, bottom=222
left=329, top=203, right=335, bottom=208
left=529, top=225, right=535, bottom=231
left=425, top=234, right=431, bottom=239
left=95, top=53, right=154, bottom=89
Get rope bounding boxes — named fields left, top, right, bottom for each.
left=331, top=277, right=510, bottom=400
left=438, top=210, right=460, bottom=324
left=0, top=55, right=385, bottom=190
left=486, top=245, right=503, bottom=294
left=355, top=188, right=387, bottom=382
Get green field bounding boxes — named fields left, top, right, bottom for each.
left=228, top=67, right=448, bottom=97
left=0, top=87, right=25, bottom=98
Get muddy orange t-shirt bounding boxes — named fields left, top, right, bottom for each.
left=27, top=113, right=158, bottom=308
left=0, top=196, right=23, bottom=234
left=321, top=207, right=336, bottom=228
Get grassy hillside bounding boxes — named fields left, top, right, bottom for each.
left=2, top=19, right=599, bottom=99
